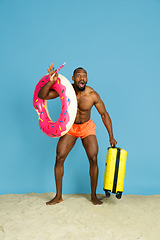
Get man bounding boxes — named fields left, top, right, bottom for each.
left=38, top=63, right=117, bottom=205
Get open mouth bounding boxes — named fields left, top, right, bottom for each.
left=79, top=81, right=85, bottom=88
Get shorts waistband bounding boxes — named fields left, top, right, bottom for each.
left=72, top=119, right=92, bottom=127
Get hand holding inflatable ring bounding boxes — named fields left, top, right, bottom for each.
left=47, top=62, right=58, bottom=83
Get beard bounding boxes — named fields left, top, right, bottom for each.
left=77, top=85, right=86, bottom=91
left=76, top=80, right=87, bottom=91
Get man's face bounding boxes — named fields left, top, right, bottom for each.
left=72, top=69, right=87, bottom=91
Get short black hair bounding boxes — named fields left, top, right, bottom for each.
left=73, top=67, right=87, bottom=76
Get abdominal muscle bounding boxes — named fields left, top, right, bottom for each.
left=74, top=108, right=91, bottom=124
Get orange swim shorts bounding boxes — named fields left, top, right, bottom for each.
left=67, top=119, right=96, bottom=139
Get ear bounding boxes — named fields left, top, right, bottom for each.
left=72, top=76, right=74, bottom=82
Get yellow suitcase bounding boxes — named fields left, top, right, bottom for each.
left=103, top=147, right=127, bottom=199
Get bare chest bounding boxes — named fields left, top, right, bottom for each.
left=76, top=95, right=94, bottom=112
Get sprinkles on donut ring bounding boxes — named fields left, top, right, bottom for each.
left=33, top=74, right=77, bottom=137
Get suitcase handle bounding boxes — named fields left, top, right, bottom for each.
left=111, top=143, right=116, bottom=148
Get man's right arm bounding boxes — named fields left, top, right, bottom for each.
left=38, top=63, right=59, bottom=100
left=38, top=81, right=59, bottom=100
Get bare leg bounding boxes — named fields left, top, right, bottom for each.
left=82, top=135, right=103, bottom=205
left=46, top=134, right=77, bottom=205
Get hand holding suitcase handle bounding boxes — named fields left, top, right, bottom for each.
left=110, top=137, right=117, bottom=148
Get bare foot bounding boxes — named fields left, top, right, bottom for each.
left=90, top=195, right=103, bottom=205
left=46, top=196, right=63, bottom=205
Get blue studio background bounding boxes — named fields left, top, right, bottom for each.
left=0, top=0, right=160, bottom=195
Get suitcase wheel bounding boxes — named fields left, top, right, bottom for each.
left=105, top=190, right=110, bottom=198
left=116, top=192, right=122, bottom=199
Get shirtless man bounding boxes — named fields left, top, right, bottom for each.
left=38, top=63, right=117, bottom=205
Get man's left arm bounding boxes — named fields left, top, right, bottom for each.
left=94, top=92, right=117, bottom=147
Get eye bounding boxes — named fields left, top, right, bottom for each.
left=84, top=74, right=87, bottom=77
left=77, top=74, right=80, bottom=77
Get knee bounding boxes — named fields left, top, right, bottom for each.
left=55, top=154, right=66, bottom=166
left=89, top=154, right=98, bottom=166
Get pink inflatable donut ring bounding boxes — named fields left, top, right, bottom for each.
left=33, top=74, right=77, bottom=138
